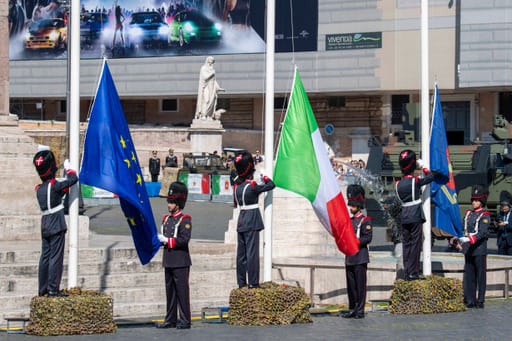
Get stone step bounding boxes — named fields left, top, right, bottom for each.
left=1, top=268, right=236, bottom=295
left=0, top=255, right=236, bottom=278
left=0, top=241, right=236, bottom=264
left=0, top=215, right=89, bottom=241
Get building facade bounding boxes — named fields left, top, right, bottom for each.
left=8, top=0, right=512, bottom=157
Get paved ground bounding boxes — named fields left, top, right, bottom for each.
left=1, top=299, right=511, bottom=340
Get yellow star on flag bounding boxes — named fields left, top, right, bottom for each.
left=124, top=159, right=131, bottom=168
left=120, top=135, right=126, bottom=149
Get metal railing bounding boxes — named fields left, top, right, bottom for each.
left=273, top=263, right=512, bottom=306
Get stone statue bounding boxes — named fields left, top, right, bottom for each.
left=195, top=56, right=225, bottom=121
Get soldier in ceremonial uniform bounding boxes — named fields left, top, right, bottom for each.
left=343, top=185, right=372, bottom=319
left=458, top=185, right=490, bottom=309
left=233, top=151, right=275, bottom=288
left=149, top=150, right=161, bottom=182
left=396, top=149, right=434, bottom=281
left=156, top=182, right=192, bottom=329
left=33, top=146, right=78, bottom=297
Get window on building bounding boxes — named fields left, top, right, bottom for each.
left=391, top=94, right=409, bottom=125
left=60, top=100, right=67, bottom=114
left=274, top=97, right=288, bottom=110
left=217, top=98, right=231, bottom=110
left=328, top=96, right=346, bottom=108
left=499, top=92, right=512, bottom=122
left=161, top=99, right=178, bottom=112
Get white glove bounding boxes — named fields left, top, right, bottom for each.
left=158, top=234, right=167, bottom=244
left=459, top=237, right=470, bottom=244
left=416, top=158, right=424, bottom=168
left=63, top=159, right=71, bottom=171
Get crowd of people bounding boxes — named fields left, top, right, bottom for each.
left=332, top=159, right=366, bottom=180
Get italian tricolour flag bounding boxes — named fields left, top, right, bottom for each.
left=274, top=68, right=359, bottom=256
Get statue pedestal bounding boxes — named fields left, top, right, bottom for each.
left=190, top=119, right=225, bottom=154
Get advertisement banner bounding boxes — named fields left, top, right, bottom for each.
left=9, top=0, right=318, bottom=61
left=325, top=32, right=382, bottom=51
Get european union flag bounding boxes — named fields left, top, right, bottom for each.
left=429, top=84, right=463, bottom=237
left=80, top=60, right=160, bottom=265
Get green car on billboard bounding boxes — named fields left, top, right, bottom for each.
left=169, top=10, right=222, bottom=47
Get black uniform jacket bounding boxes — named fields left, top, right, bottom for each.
left=165, top=155, right=178, bottom=167
left=234, top=178, right=275, bottom=232
left=161, top=211, right=192, bottom=268
left=463, top=208, right=489, bottom=256
left=396, top=172, right=434, bottom=224
left=149, top=157, right=161, bottom=175
left=497, top=211, right=512, bottom=246
left=345, top=212, right=372, bottom=266
left=35, top=172, right=78, bottom=238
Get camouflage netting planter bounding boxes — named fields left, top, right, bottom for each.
left=26, top=288, right=117, bottom=336
left=390, top=275, right=466, bottom=314
left=228, top=282, right=312, bottom=326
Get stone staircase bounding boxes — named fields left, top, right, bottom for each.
left=0, top=238, right=237, bottom=325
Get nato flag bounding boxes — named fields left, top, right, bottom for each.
left=80, top=60, right=160, bottom=265
left=429, top=84, right=463, bottom=237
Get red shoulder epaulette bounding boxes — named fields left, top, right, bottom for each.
left=182, top=214, right=192, bottom=221
left=35, top=184, right=40, bottom=191
left=162, top=214, right=169, bottom=223
left=465, top=209, right=471, bottom=214
left=250, top=180, right=256, bottom=189
left=482, top=211, right=491, bottom=217
left=362, top=215, right=372, bottom=224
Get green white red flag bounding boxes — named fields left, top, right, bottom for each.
left=274, top=68, right=359, bottom=256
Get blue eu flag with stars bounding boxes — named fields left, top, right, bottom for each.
left=80, top=60, right=160, bottom=265
left=429, top=84, right=463, bottom=238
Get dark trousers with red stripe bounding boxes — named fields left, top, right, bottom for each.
left=463, top=254, right=487, bottom=306
left=164, top=266, right=191, bottom=325
left=402, top=222, right=423, bottom=278
left=345, top=263, right=367, bottom=316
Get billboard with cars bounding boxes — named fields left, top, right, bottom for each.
left=8, top=0, right=317, bottom=60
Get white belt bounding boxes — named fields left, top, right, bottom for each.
left=41, top=204, right=64, bottom=216
left=240, top=204, right=259, bottom=210
left=402, top=199, right=421, bottom=207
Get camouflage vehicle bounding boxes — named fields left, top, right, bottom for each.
left=365, top=114, right=512, bottom=241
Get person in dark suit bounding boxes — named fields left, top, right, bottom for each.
left=458, top=185, right=490, bottom=309
left=342, top=184, right=372, bottom=319
left=155, top=182, right=192, bottom=329
left=33, top=146, right=78, bottom=297
left=233, top=151, right=275, bottom=288
left=396, top=149, right=434, bottom=281
left=496, top=191, right=512, bottom=255
left=165, top=148, right=178, bottom=167
left=149, top=150, right=161, bottom=182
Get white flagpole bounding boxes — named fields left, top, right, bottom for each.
left=68, top=0, right=81, bottom=288
left=263, top=0, right=275, bottom=282
left=421, top=0, right=432, bottom=276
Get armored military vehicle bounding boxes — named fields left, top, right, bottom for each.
left=365, top=114, right=512, bottom=240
